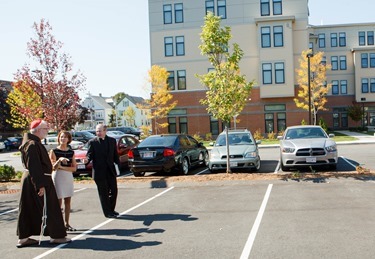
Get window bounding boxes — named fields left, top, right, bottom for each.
left=167, top=71, right=175, bottom=90
left=362, top=78, right=369, bottom=93
left=273, top=26, right=283, bottom=47
left=277, top=113, right=286, bottom=132
left=359, top=31, right=366, bottom=46
left=262, top=63, right=272, bottom=84
left=361, top=53, right=368, bottom=68
left=340, top=80, right=347, bottom=94
left=175, top=3, right=183, bottom=23
left=331, top=56, right=339, bottom=70
left=261, top=27, right=271, bottom=48
left=179, top=117, right=187, bottom=134
left=209, top=116, right=219, bottom=135
left=265, top=113, right=274, bottom=133
left=318, top=34, right=325, bottom=48
left=168, top=117, right=177, bottom=133
left=371, top=78, right=375, bottom=93
left=321, top=56, right=326, bottom=66
left=309, top=42, right=313, bottom=50
left=332, top=80, right=339, bottom=95
left=330, top=33, right=337, bottom=47
left=205, top=0, right=214, bottom=14
left=261, top=0, right=270, bottom=16
left=275, top=62, right=285, bottom=84
left=370, top=53, right=375, bottom=68
left=368, top=31, right=374, bottom=45
left=177, top=70, right=186, bottom=90
left=273, top=0, right=282, bottom=15
left=217, top=0, right=227, bottom=19
left=339, top=56, right=347, bottom=70
left=176, top=36, right=185, bottom=56
left=339, top=32, right=346, bottom=47
left=163, top=4, right=172, bottom=24
left=164, top=37, right=173, bottom=57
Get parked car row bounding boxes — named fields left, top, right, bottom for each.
left=0, top=137, right=22, bottom=152
left=70, top=125, right=338, bottom=177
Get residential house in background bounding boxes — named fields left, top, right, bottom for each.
left=148, top=0, right=375, bottom=136
left=78, top=93, right=150, bottom=130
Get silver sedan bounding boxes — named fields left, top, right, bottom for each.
left=278, top=125, right=338, bottom=171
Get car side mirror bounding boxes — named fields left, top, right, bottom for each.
left=328, top=133, right=335, bottom=138
left=209, top=142, right=214, bottom=146
left=277, top=136, right=283, bottom=140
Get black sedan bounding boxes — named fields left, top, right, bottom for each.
left=128, top=134, right=209, bottom=177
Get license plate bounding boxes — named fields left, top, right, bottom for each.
left=77, top=164, right=86, bottom=169
left=142, top=151, right=154, bottom=158
left=306, top=157, right=316, bottom=163
left=230, top=161, right=238, bottom=167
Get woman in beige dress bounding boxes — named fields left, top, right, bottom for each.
left=49, top=131, right=77, bottom=231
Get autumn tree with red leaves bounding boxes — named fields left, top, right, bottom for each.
left=10, top=19, right=86, bottom=130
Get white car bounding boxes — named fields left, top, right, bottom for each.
left=43, top=136, right=84, bottom=152
left=0, top=141, right=5, bottom=152
left=278, top=125, right=338, bottom=171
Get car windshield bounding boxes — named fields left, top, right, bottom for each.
left=215, top=133, right=253, bottom=146
left=139, top=135, right=177, bottom=147
left=285, top=127, right=327, bottom=139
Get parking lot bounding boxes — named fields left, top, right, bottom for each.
left=1, top=143, right=375, bottom=258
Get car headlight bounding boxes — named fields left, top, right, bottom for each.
left=326, top=145, right=337, bottom=152
left=282, top=147, right=295, bottom=153
left=244, top=152, right=257, bottom=158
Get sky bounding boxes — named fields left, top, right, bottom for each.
left=0, top=0, right=374, bottom=100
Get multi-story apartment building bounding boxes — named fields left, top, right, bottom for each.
left=148, top=0, right=375, bottom=136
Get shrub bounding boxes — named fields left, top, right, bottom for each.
left=318, top=117, right=328, bottom=132
left=267, top=131, right=276, bottom=140
left=205, top=133, right=213, bottom=141
left=0, top=165, right=16, bottom=182
left=301, top=119, right=306, bottom=125
left=193, top=133, right=203, bottom=142
left=253, top=128, right=263, bottom=141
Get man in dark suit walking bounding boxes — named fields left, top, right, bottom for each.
left=87, top=124, right=120, bottom=218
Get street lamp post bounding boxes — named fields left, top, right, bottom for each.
left=306, top=53, right=314, bottom=125
left=361, top=97, right=366, bottom=129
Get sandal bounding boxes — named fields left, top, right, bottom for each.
left=16, top=238, right=38, bottom=248
left=65, top=225, right=76, bottom=231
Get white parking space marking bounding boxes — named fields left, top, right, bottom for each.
left=0, top=188, right=88, bottom=216
left=195, top=168, right=209, bottom=175
left=240, top=184, right=273, bottom=259
left=340, top=155, right=357, bottom=169
left=33, top=186, right=175, bottom=259
left=274, top=161, right=280, bottom=173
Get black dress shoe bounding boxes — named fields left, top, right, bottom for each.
left=105, top=213, right=118, bottom=218
left=112, top=211, right=119, bottom=216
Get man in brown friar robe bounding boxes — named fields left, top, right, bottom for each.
left=16, top=119, right=71, bottom=248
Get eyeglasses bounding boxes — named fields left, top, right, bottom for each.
left=40, top=128, right=49, bottom=130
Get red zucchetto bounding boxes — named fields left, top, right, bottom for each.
left=30, top=119, right=43, bottom=129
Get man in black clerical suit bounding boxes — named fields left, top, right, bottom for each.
left=87, top=124, right=120, bottom=218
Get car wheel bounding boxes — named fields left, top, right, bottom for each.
left=133, top=171, right=145, bottom=177
left=181, top=157, right=189, bottom=175
left=199, top=151, right=209, bottom=167
left=255, top=158, right=261, bottom=171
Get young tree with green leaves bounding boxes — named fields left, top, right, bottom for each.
left=294, top=50, right=331, bottom=125
left=11, top=19, right=86, bottom=130
left=137, top=65, right=177, bottom=134
left=197, top=12, right=254, bottom=173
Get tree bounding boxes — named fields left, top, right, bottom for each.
left=137, top=65, right=177, bottom=134
left=347, top=102, right=363, bottom=127
left=123, top=106, right=136, bottom=126
left=11, top=19, right=86, bottom=130
left=197, top=12, right=254, bottom=173
left=294, top=50, right=331, bottom=125
left=6, top=80, right=43, bottom=129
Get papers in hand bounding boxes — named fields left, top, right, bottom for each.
left=114, top=163, right=120, bottom=176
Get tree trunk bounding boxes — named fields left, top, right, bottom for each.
left=225, top=125, right=231, bottom=173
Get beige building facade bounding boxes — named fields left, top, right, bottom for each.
left=148, top=0, right=375, bottom=136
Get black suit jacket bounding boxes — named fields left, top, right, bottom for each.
left=86, top=136, right=120, bottom=180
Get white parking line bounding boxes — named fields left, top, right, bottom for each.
left=240, top=184, right=273, bottom=259
left=195, top=168, right=209, bottom=175
left=274, top=161, right=280, bottom=174
left=33, top=186, right=175, bottom=259
left=0, top=188, right=87, bottom=216
left=340, top=155, right=357, bottom=169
